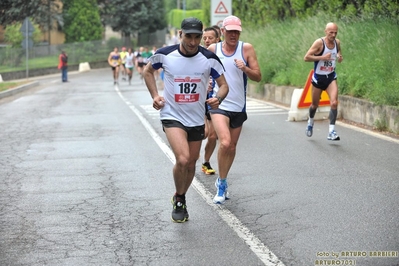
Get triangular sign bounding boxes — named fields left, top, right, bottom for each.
left=214, top=1, right=228, bottom=14
left=20, top=17, right=35, bottom=33
left=298, top=69, right=330, bottom=108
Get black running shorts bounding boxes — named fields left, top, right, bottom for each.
left=312, top=72, right=337, bottom=90
left=208, top=109, right=247, bottom=128
left=161, top=120, right=205, bottom=141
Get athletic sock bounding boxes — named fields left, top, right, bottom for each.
left=219, top=178, right=227, bottom=184
left=309, top=106, right=317, bottom=119
left=329, top=109, right=338, bottom=125
left=175, top=193, right=185, bottom=201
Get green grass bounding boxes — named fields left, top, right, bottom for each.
left=241, top=15, right=399, bottom=107
left=0, top=41, right=109, bottom=74
left=0, top=81, right=28, bottom=92
left=0, top=53, right=107, bottom=73
left=0, top=56, right=59, bottom=73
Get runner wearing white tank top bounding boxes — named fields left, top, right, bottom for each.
left=125, top=48, right=135, bottom=85
left=213, top=41, right=247, bottom=112
left=207, top=15, right=262, bottom=204
left=304, top=22, right=343, bottom=141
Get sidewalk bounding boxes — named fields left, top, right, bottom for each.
left=0, top=68, right=102, bottom=100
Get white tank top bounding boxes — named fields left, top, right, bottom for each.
left=314, top=38, right=338, bottom=75
left=214, top=41, right=247, bottom=112
left=125, top=53, right=135, bottom=68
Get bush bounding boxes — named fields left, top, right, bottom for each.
left=4, top=20, right=41, bottom=48
left=241, top=14, right=399, bottom=107
left=63, top=0, right=102, bottom=43
left=168, top=9, right=204, bottom=29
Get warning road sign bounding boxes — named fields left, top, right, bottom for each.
left=20, top=17, right=35, bottom=35
left=214, top=1, right=228, bottom=14
left=211, top=0, right=231, bottom=26
left=298, top=69, right=330, bottom=108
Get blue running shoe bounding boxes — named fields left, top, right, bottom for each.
left=327, top=130, right=340, bottom=141
left=213, top=178, right=228, bottom=204
left=306, top=123, right=314, bottom=137
left=214, top=178, right=230, bottom=200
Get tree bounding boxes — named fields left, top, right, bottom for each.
left=62, top=0, right=103, bottom=42
left=201, top=0, right=211, bottom=26
left=177, top=0, right=201, bottom=10
left=164, top=0, right=177, bottom=15
left=231, top=0, right=399, bottom=26
left=4, top=21, right=42, bottom=47
left=0, top=0, right=62, bottom=29
left=98, top=0, right=166, bottom=44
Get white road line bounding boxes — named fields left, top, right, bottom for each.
left=141, top=100, right=287, bottom=118
left=247, top=103, right=281, bottom=109
left=115, top=85, right=285, bottom=266
left=249, top=109, right=286, bottom=113
left=246, top=100, right=286, bottom=116
left=249, top=112, right=288, bottom=116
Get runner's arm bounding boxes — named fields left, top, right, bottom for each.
left=108, top=53, right=112, bottom=66
left=207, top=43, right=216, bottom=53
left=206, top=73, right=228, bottom=109
left=242, top=43, right=261, bottom=82
left=304, top=39, right=328, bottom=62
left=143, top=63, right=164, bottom=109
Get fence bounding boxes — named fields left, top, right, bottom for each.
left=0, top=30, right=169, bottom=74
left=0, top=40, right=112, bottom=73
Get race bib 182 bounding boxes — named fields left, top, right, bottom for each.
left=174, top=76, right=201, bottom=103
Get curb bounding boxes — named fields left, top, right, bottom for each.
left=0, top=81, right=40, bottom=100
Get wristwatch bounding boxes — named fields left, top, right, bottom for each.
left=216, top=96, right=223, bottom=104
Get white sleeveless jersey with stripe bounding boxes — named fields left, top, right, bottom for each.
left=314, top=38, right=338, bottom=75
left=214, top=41, right=248, bottom=112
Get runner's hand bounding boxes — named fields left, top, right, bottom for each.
left=206, top=97, right=219, bottom=109
left=153, top=96, right=165, bottom=110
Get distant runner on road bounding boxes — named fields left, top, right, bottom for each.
left=108, top=47, right=121, bottom=85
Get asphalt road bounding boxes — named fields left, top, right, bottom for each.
left=1, top=69, right=398, bottom=266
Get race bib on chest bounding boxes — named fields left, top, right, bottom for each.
left=174, top=75, right=201, bottom=103
left=320, top=60, right=335, bottom=72
left=320, top=53, right=336, bottom=72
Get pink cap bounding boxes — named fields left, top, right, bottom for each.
left=222, top=16, right=242, bottom=31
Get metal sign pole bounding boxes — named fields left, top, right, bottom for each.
left=26, top=20, right=29, bottom=79
left=21, top=17, right=34, bottom=79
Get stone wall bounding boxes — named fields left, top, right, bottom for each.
left=339, top=95, right=399, bottom=133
